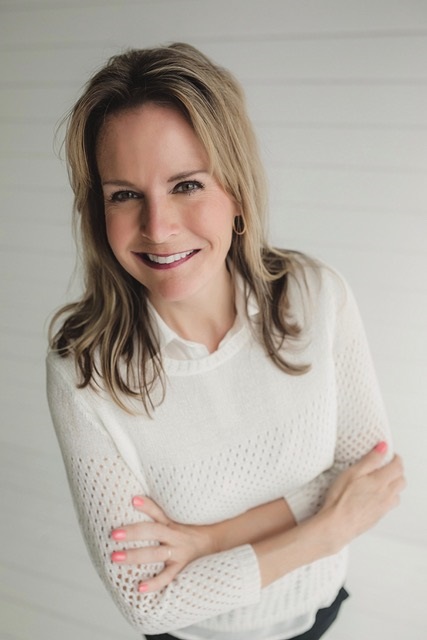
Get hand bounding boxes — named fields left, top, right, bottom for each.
left=321, top=442, right=406, bottom=550
left=110, top=496, right=213, bottom=593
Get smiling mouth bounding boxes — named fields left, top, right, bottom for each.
left=136, top=249, right=200, bottom=269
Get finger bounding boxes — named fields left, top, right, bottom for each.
left=350, top=441, right=391, bottom=477
left=383, top=475, right=405, bottom=511
left=138, top=564, right=179, bottom=593
left=132, top=496, right=171, bottom=525
left=111, top=544, right=171, bottom=565
left=389, top=472, right=407, bottom=495
left=112, top=521, right=173, bottom=544
left=368, top=454, right=404, bottom=484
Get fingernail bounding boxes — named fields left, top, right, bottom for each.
left=132, top=496, right=144, bottom=507
left=138, top=583, right=148, bottom=592
left=111, top=529, right=126, bottom=541
left=375, top=441, right=388, bottom=454
left=111, top=551, right=126, bottom=562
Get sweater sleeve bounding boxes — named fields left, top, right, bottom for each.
left=284, top=272, right=393, bottom=523
left=46, top=356, right=261, bottom=635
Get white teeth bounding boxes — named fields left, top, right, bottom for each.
left=146, top=250, right=194, bottom=264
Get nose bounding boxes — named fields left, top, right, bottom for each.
left=139, top=195, right=178, bottom=243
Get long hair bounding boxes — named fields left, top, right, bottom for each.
left=50, top=42, right=310, bottom=412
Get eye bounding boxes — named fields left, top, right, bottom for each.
left=109, top=190, right=141, bottom=203
left=173, top=180, right=204, bottom=195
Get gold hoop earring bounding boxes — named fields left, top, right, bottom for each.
left=233, top=215, right=246, bottom=236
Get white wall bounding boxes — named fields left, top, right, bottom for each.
left=1, top=1, right=426, bottom=639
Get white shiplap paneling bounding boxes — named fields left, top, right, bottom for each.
left=1, top=2, right=426, bottom=639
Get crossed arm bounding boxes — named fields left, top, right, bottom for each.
left=110, top=442, right=405, bottom=593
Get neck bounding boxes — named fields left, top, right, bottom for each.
left=150, top=270, right=236, bottom=353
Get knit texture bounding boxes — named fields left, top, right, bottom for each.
left=46, top=263, right=391, bottom=638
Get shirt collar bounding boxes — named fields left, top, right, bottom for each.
left=148, top=270, right=259, bottom=360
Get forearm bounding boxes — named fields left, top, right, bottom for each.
left=253, top=509, right=335, bottom=588
left=254, top=445, right=404, bottom=589
left=210, top=498, right=297, bottom=553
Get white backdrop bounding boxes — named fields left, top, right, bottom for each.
left=1, top=1, right=426, bottom=639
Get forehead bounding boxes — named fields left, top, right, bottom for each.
left=98, top=103, right=194, bottom=148
left=96, top=104, right=209, bottom=174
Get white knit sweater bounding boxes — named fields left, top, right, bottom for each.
left=46, top=263, right=391, bottom=639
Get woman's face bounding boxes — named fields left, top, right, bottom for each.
left=96, top=104, right=238, bottom=312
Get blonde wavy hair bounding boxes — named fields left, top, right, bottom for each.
left=50, top=42, right=310, bottom=412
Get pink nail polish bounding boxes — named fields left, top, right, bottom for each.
left=375, top=441, right=388, bottom=454
left=132, top=496, right=144, bottom=507
left=138, top=583, right=148, bottom=592
left=111, top=529, right=127, bottom=541
left=111, top=551, right=126, bottom=562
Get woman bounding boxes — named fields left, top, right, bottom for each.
left=47, top=43, right=404, bottom=640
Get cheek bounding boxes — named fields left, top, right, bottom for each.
left=194, top=213, right=234, bottom=247
left=218, top=204, right=237, bottom=243
left=105, top=214, right=130, bottom=252
left=197, top=193, right=236, bottom=237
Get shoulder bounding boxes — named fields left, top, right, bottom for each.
left=46, top=348, right=115, bottom=439
left=46, top=349, right=78, bottom=387
left=281, top=252, right=350, bottom=321
left=46, top=349, right=95, bottom=409
left=46, top=351, right=83, bottom=419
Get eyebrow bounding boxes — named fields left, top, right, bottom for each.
left=167, top=169, right=208, bottom=183
left=102, top=170, right=208, bottom=188
left=102, top=179, right=138, bottom=188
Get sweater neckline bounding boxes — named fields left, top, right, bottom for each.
left=162, top=323, right=253, bottom=376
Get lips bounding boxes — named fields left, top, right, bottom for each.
left=135, top=249, right=200, bottom=270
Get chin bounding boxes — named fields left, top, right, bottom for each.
left=144, top=280, right=200, bottom=304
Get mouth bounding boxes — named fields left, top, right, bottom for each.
left=135, top=249, right=200, bottom=270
